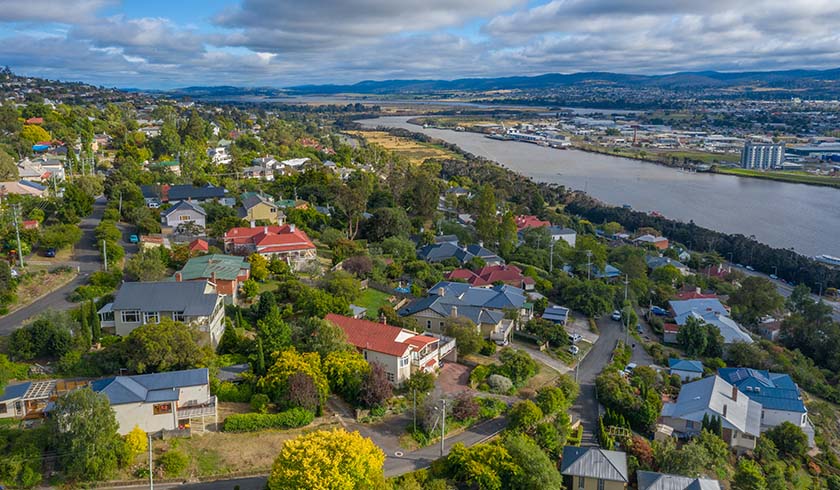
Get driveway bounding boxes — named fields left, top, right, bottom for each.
left=0, top=197, right=107, bottom=335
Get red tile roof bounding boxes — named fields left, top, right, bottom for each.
left=446, top=264, right=534, bottom=288
left=325, top=314, right=437, bottom=358
left=664, top=323, right=680, bottom=333
left=673, top=291, right=718, bottom=301
left=189, top=239, right=209, bottom=253
left=224, top=224, right=315, bottom=252
left=514, top=215, right=551, bottom=232
left=25, top=117, right=44, bottom=125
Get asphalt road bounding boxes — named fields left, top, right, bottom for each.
left=0, top=197, right=108, bottom=335
left=570, top=314, right=653, bottom=445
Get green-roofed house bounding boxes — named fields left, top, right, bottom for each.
left=175, top=254, right=250, bottom=304
left=147, top=159, right=181, bottom=176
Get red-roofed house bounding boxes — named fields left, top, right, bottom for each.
left=223, top=224, right=317, bottom=269
left=22, top=220, right=39, bottom=230
left=514, top=215, right=551, bottom=232
left=25, top=117, right=44, bottom=125
left=188, top=239, right=209, bottom=254
left=445, top=264, right=535, bottom=290
left=325, top=313, right=455, bottom=385
left=673, top=287, right=719, bottom=301
left=663, top=323, right=680, bottom=343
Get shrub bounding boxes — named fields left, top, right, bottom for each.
left=469, top=365, right=491, bottom=387
left=222, top=408, right=315, bottom=432
left=479, top=340, right=496, bottom=356
left=212, top=380, right=253, bottom=403
left=250, top=393, right=270, bottom=414
left=508, top=400, right=543, bottom=433
left=452, top=392, right=479, bottom=421
left=477, top=397, right=507, bottom=419
left=158, top=449, right=189, bottom=477
left=487, top=374, right=513, bottom=394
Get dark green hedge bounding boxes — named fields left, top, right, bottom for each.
left=222, top=408, right=314, bottom=432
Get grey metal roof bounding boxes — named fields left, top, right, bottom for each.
left=163, top=200, right=206, bottom=218
left=661, top=375, right=761, bottom=436
left=91, top=368, right=208, bottom=405
left=542, top=306, right=569, bottom=322
left=560, top=446, right=628, bottom=482
left=637, top=471, right=721, bottom=490
left=0, top=382, right=31, bottom=402
left=669, top=358, right=704, bottom=373
left=111, top=281, right=219, bottom=316
left=167, top=184, right=226, bottom=201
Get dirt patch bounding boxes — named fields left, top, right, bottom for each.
left=438, top=363, right=471, bottom=394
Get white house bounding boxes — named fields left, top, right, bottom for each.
left=668, top=358, right=704, bottom=382
left=548, top=226, right=577, bottom=247
left=162, top=200, right=207, bottom=230
left=637, top=471, right=721, bottom=490
left=91, top=368, right=216, bottom=434
left=660, top=375, right=761, bottom=452
left=325, top=314, right=455, bottom=386
left=98, top=281, right=225, bottom=346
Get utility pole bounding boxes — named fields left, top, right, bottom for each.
left=12, top=204, right=24, bottom=268
left=586, top=250, right=592, bottom=281
left=413, top=389, right=417, bottom=433
left=102, top=239, right=108, bottom=271
left=549, top=239, right=555, bottom=273
left=440, top=398, right=446, bottom=457
left=624, top=275, right=630, bottom=344
left=118, top=191, right=123, bottom=217
left=148, top=433, right=154, bottom=490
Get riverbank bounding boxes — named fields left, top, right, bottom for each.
left=713, top=167, right=840, bottom=188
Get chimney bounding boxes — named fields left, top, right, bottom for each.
left=211, top=271, right=216, bottom=282
left=696, top=287, right=701, bottom=294
left=723, top=404, right=728, bottom=417
left=380, top=314, right=387, bottom=325
left=175, top=272, right=182, bottom=282
left=264, top=226, right=268, bottom=234
left=289, top=224, right=296, bottom=232
left=450, top=306, right=458, bottom=318
left=438, top=287, right=445, bottom=297
left=731, top=386, right=738, bottom=401
left=250, top=220, right=256, bottom=228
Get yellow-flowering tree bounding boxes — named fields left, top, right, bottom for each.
left=257, top=348, right=329, bottom=410
left=124, top=425, right=148, bottom=459
left=323, top=350, right=370, bottom=402
left=267, top=429, right=385, bottom=490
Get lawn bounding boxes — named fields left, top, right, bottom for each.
left=345, top=130, right=460, bottom=165
left=354, top=288, right=392, bottom=319
left=716, top=167, right=840, bottom=188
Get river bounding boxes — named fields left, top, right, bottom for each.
left=359, top=116, right=840, bottom=258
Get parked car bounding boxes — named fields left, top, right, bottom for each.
left=10, top=268, right=19, bottom=278
left=568, top=333, right=582, bottom=344
left=745, top=265, right=755, bottom=271
left=623, top=363, right=637, bottom=375
left=650, top=305, right=668, bottom=316
left=129, top=234, right=139, bottom=244
left=637, top=324, right=644, bottom=333
left=610, top=310, right=622, bottom=321
left=147, top=201, right=160, bottom=209
left=769, top=274, right=778, bottom=280
left=44, top=247, right=56, bottom=257
left=568, top=345, right=580, bottom=355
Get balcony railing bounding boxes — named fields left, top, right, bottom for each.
left=177, top=396, right=217, bottom=418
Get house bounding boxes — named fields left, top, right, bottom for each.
left=660, top=375, right=761, bottom=452
left=560, top=446, right=628, bottom=490
left=668, top=358, right=704, bottom=381
left=673, top=288, right=719, bottom=301
left=188, top=238, right=209, bottom=254
left=98, top=281, right=225, bottom=345
left=635, top=234, right=669, bottom=250
left=0, top=180, right=46, bottom=197
left=17, top=156, right=65, bottom=182
left=433, top=234, right=460, bottom=246
left=175, top=254, right=250, bottom=303
left=239, top=191, right=282, bottom=224
left=139, top=234, right=171, bottom=251
left=592, top=264, right=623, bottom=280
left=141, top=184, right=232, bottom=207
left=542, top=306, right=570, bottom=325
left=0, top=380, right=57, bottom=420
left=444, top=264, right=535, bottom=290
left=325, top=314, right=456, bottom=386
left=718, top=367, right=814, bottom=445
left=147, top=160, right=181, bottom=175
left=663, top=323, right=680, bottom=343
left=514, top=215, right=551, bottom=232
left=162, top=200, right=206, bottom=231
left=417, top=242, right=503, bottom=266
left=646, top=255, right=690, bottom=275
left=398, top=281, right=532, bottom=344
left=636, top=471, right=721, bottom=490
left=548, top=226, right=577, bottom=247
left=668, top=298, right=753, bottom=344
left=91, top=368, right=216, bottom=435
left=757, top=318, right=782, bottom=341
left=222, top=224, right=316, bottom=269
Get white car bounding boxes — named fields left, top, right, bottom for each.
left=147, top=201, right=161, bottom=209
left=611, top=310, right=622, bottom=321
left=568, top=345, right=580, bottom=355
left=568, top=333, right=582, bottom=344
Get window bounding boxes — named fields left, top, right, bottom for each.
left=172, top=312, right=185, bottom=322
left=144, top=312, right=160, bottom=324
left=399, top=356, right=409, bottom=367
left=686, top=420, right=695, bottom=429
left=179, top=215, right=191, bottom=221
left=386, top=372, right=395, bottom=383
left=0, top=403, right=6, bottom=414
left=121, top=310, right=140, bottom=323
left=426, top=320, right=431, bottom=329
left=153, top=403, right=172, bottom=415
left=578, top=477, right=585, bottom=490
left=598, top=479, right=605, bottom=490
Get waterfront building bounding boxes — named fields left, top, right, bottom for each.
left=741, top=142, right=785, bottom=169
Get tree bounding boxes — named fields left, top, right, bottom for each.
left=535, top=386, right=567, bottom=416
left=764, top=421, right=808, bottom=460
left=296, top=317, right=353, bottom=358
left=732, top=459, right=766, bottom=490
left=284, top=372, right=320, bottom=412
left=729, top=276, right=784, bottom=325
left=362, top=207, right=411, bottom=242
left=20, top=124, right=51, bottom=145
left=49, top=387, right=124, bottom=481
left=474, top=185, right=497, bottom=244
left=248, top=253, right=269, bottom=281
left=323, top=350, right=370, bottom=402
left=572, top=235, right=608, bottom=273
left=676, top=316, right=708, bottom=356
left=258, top=348, right=329, bottom=409
left=446, top=442, right=518, bottom=490
left=124, top=425, right=148, bottom=459
left=452, top=391, right=480, bottom=421
left=0, top=148, right=17, bottom=180
left=40, top=224, right=83, bottom=249
left=359, top=362, right=393, bottom=408
left=381, top=236, right=417, bottom=260
left=334, top=172, right=373, bottom=239
left=124, top=248, right=168, bottom=281
left=9, top=311, right=75, bottom=360
left=319, top=270, right=361, bottom=302
left=241, top=279, right=259, bottom=300
left=256, top=305, right=292, bottom=355
left=444, top=317, right=483, bottom=356
left=498, top=348, right=538, bottom=386
left=652, top=436, right=709, bottom=477
left=503, top=432, right=563, bottom=490
left=267, top=429, right=385, bottom=490
left=122, top=319, right=207, bottom=373
left=497, top=212, right=518, bottom=259
left=507, top=400, right=543, bottom=433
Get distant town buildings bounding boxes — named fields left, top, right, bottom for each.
left=741, top=141, right=785, bottom=169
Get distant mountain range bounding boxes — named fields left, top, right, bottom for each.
left=283, top=68, right=840, bottom=94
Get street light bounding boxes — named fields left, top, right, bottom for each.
left=586, top=250, right=593, bottom=281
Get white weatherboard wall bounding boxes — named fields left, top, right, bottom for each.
left=363, top=349, right=410, bottom=385
left=761, top=407, right=806, bottom=428
left=671, top=369, right=702, bottom=382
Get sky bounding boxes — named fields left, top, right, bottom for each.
left=1, top=0, right=840, bottom=89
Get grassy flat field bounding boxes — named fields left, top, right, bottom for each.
left=354, top=288, right=392, bottom=319
left=716, top=167, right=840, bottom=188
left=346, top=130, right=459, bottom=164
